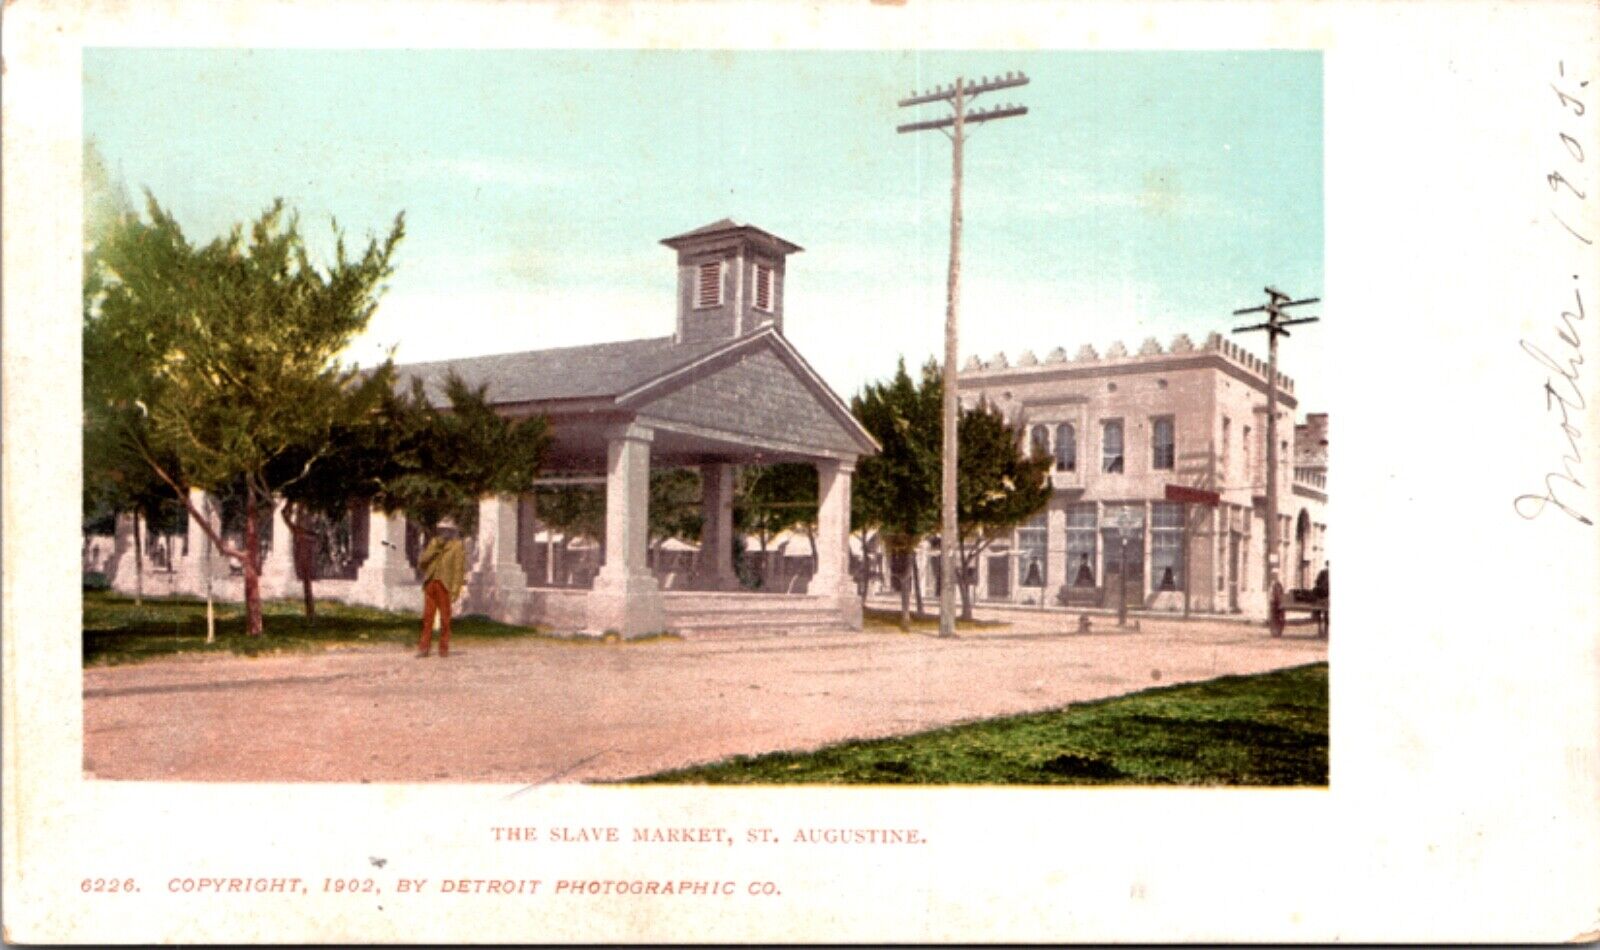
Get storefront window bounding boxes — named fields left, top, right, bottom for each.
left=1067, top=504, right=1097, bottom=587
left=1152, top=501, right=1184, bottom=591
left=1017, top=513, right=1047, bottom=587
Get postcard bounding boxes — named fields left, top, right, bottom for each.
left=4, top=0, right=1597, bottom=943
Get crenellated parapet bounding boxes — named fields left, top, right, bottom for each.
left=960, top=328, right=1296, bottom=394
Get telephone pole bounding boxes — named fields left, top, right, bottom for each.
left=1231, top=286, right=1320, bottom=602
left=897, top=71, right=1029, bottom=638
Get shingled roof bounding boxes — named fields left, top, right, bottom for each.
left=659, top=219, right=803, bottom=254
left=394, top=335, right=731, bottom=407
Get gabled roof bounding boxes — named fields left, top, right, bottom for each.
left=393, top=327, right=879, bottom=456
left=394, top=335, right=730, bottom=406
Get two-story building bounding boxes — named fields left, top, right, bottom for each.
left=873, top=333, right=1329, bottom=618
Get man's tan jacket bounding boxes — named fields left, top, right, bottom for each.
left=418, top=536, right=467, bottom=599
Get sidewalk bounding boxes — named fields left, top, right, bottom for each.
left=865, top=595, right=1269, bottom=631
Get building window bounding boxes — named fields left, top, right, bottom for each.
left=1221, top=416, right=1231, bottom=470
left=1054, top=423, right=1076, bottom=472
left=1152, top=416, right=1175, bottom=470
left=1067, top=504, right=1097, bottom=587
left=1102, top=419, right=1124, bottom=473
left=1017, top=513, right=1047, bottom=588
left=695, top=260, right=723, bottom=309
left=1030, top=425, right=1050, bottom=459
left=1152, top=502, right=1184, bottom=592
left=753, top=263, right=774, bottom=311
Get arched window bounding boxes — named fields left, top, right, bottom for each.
left=1054, top=423, right=1076, bottom=472
left=1102, top=419, right=1125, bottom=473
left=1030, top=425, right=1050, bottom=459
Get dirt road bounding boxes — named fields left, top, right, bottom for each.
left=83, top=618, right=1326, bottom=784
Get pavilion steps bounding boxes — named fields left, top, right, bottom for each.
left=661, top=593, right=846, bottom=636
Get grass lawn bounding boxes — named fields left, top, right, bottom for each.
left=83, top=590, right=591, bottom=666
left=631, top=663, right=1329, bottom=786
left=862, top=606, right=1007, bottom=633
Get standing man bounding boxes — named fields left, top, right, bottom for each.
left=417, top=518, right=467, bottom=658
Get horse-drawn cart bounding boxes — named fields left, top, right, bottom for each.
left=1270, top=581, right=1329, bottom=638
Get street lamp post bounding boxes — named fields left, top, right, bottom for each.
left=1106, top=505, right=1140, bottom=629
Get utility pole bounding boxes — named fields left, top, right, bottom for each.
left=1231, top=286, right=1320, bottom=605
left=897, top=71, right=1029, bottom=638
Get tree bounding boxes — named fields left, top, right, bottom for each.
left=736, top=463, right=817, bottom=589
left=261, top=365, right=403, bottom=623
left=532, top=484, right=605, bottom=584
left=851, top=359, right=941, bottom=630
left=84, top=193, right=405, bottom=636
left=648, top=468, right=704, bottom=560
left=952, top=399, right=1052, bottom=620
left=380, top=373, right=551, bottom=539
left=83, top=385, right=180, bottom=605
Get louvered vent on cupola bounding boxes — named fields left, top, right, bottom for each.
left=660, top=220, right=804, bottom=345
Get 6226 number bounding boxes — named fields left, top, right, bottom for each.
left=81, top=878, right=137, bottom=893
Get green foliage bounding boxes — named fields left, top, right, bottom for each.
left=736, top=462, right=817, bottom=545
left=848, top=359, right=1050, bottom=617
left=850, top=359, right=941, bottom=556
left=263, top=364, right=404, bottom=520
left=649, top=468, right=704, bottom=546
left=534, top=484, right=606, bottom=545
left=379, top=373, right=551, bottom=536
left=956, top=399, right=1052, bottom=539
left=630, top=663, right=1329, bottom=786
left=953, top=398, right=1053, bottom=615
left=88, top=195, right=405, bottom=496
left=83, top=191, right=405, bottom=633
left=81, top=591, right=546, bottom=666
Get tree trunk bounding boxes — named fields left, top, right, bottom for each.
left=957, top=542, right=974, bottom=621
left=758, top=533, right=770, bottom=590
left=243, top=489, right=264, bottom=636
left=132, top=510, right=144, bottom=606
left=284, top=506, right=318, bottom=625
left=897, top=552, right=912, bottom=632
left=857, top=532, right=873, bottom=604
left=296, top=528, right=317, bottom=625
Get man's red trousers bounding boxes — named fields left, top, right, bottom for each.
left=419, top=580, right=453, bottom=656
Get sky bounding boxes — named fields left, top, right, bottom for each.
left=84, top=49, right=1325, bottom=412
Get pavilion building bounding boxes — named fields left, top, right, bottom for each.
left=92, top=221, right=880, bottom=636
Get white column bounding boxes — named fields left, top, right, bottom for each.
left=261, top=497, right=297, bottom=597
left=177, top=489, right=227, bottom=595
left=1046, top=498, right=1068, bottom=604
left=589, top=423, right=664, bottom=636
left=812, top=459, right=853, bottom=595
left=596, top=424, right=653, bottom=586
left=811, top=458, right=862, bottom=630
left=693, top=462, right=738, bottom=590
left=352, top=506, right=414, bottom=610
left=108, top=511, right=140, bottom=593
left=467, top=493, right=529, bottom=620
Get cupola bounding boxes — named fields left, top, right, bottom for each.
left=660, top=219, right=802, bottom=344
